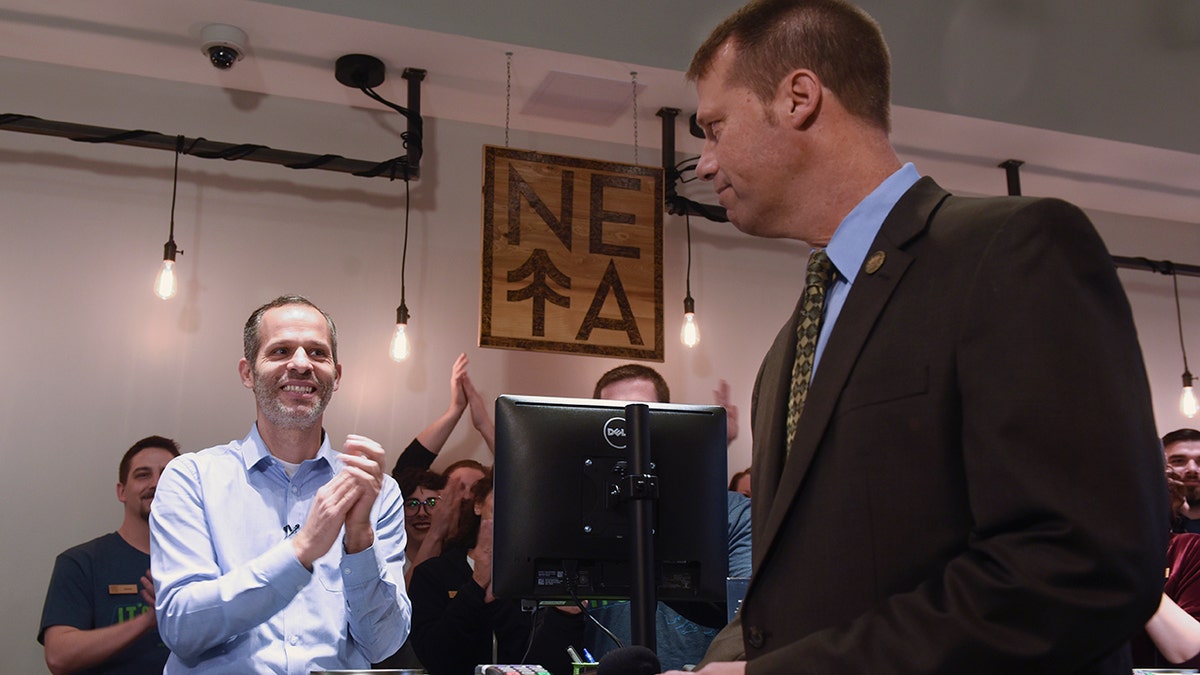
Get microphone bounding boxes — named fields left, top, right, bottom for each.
left=596, top=645, right=661, bottom=675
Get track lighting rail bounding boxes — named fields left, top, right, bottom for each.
left=656, top=107, right=727, bottom=223
left=0, top=111, right=417, bottom=180
left=1113, top=256, right=1200, bottom=279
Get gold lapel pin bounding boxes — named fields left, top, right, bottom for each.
left=864, top=251, right=886, bottom=275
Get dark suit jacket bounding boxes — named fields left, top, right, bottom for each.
left=740, top=177, right=1167, bottom=674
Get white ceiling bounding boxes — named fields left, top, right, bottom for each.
left=0, top=0, right=1197, bottom=227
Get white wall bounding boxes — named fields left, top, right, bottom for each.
left=1099, top=212, right=1200, bottom=429
left=2, top=56, right=1196, bottom=672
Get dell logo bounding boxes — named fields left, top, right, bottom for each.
left=603, top=416, right=627, bottom=449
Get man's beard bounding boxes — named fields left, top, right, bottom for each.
left=1186, top=484, right=1200, bottom=506
left=137, top=490, right=155, bottom=521
left=253, top=370, right=334, bottom=430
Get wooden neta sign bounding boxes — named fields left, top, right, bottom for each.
left=480, top=146, right=663, bottom=360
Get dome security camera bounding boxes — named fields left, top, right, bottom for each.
left=200, top=24, right=247, bottom=70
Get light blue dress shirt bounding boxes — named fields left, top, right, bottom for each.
left=812, top=163, right=921, bottom=376
left=150, top=424, right=411, bottom=674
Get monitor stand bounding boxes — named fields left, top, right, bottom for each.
left=624, top=403, right=658, bottom=653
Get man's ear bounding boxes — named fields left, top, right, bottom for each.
left=238, top=358, right=254, bottom=390
left=783, top=69, right=822, bottom=129
left=333, top=362, right=342, bottom=392
left=116, top=482, right=127, bottom=504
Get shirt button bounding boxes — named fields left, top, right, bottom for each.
left=343, top=567, right=352, bottom=575
left=289, top=635, right=299, bottom=645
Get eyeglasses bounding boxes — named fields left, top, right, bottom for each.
left=403, top=497, right=439, bottom=512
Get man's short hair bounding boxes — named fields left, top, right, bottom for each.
left=687, top=0, right=892, bottom=132
left=119, top=435, right=181, bottom=484
left=243, top=295, right=338, bottom=365
left=1164, top=428, right=1200, bottom=448
left=592, top=364, right=671, bottom=403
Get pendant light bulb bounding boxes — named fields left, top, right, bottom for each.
left=681, top=312, right=700, bottom=348
left=154, top=239, right=179, bottom=300
left=679, top=214, right=701, bottom=349
left=1183, top=371, right=1198, bottom=419
left=681, top=296, right=700, bottom=348
left=389, top=171, right=415, bottom=363
left=389, top=304, right=411, bottom=362
left=155, top=136, right=185, bottom=300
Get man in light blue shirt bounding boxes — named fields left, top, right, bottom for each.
left=150, top=295, right=410, bottom=673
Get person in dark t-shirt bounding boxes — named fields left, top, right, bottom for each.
left=38, top=435, right=179, bottom=674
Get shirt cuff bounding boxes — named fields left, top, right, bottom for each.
left=339, top=544, right=382, bottom=590
left=263, top=540, right=314, bottom=597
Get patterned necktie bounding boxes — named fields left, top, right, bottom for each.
left=786, top=249, right=835, bottom=450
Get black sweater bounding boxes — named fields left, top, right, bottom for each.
left=409, top=547, right=584, bottom=675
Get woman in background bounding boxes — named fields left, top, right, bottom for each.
left=409, top=470, right=584, bottom=675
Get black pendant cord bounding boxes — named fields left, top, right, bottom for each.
left=684, top=212, right=693, bottom=302
left=360, top=86, right=423, bottom=163
left=161, top=134, right=187, bottom=262
left=1175, top=272, right=1192, bottom=377
left=401, top=174, right=410, bottom=312
left=168, top=135, right=181, bottom=245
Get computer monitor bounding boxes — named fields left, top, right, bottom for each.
left=492, top=394, right=728, bottom=603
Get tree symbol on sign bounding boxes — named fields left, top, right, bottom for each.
left=507, top=248, right=571, bottom=336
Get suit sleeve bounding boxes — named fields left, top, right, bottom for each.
left=749, top=199, right=1167, bottom=673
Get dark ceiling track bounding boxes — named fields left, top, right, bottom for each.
left=1112, top=256, right=1200, bottom=279
left=0, top=66, right=424, bottom=181
left=999, top=159, right=1024, bottom=197
left=0, top=112, right=415, bottom=180
left=654, top=130, right=1200, bottom=280
left=657, top=107, right=727, bottom=223
left=335, top=59, right=425, bottom=180
left=1001, top=159, right=1200, bottom=278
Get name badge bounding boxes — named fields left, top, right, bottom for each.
left=108, top=584, right=139, bottom=595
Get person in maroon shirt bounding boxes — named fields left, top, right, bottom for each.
left=1136, top=429, right=1200, bottom=667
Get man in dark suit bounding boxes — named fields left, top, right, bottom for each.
left=666, top=1, right=1168, bottom=673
